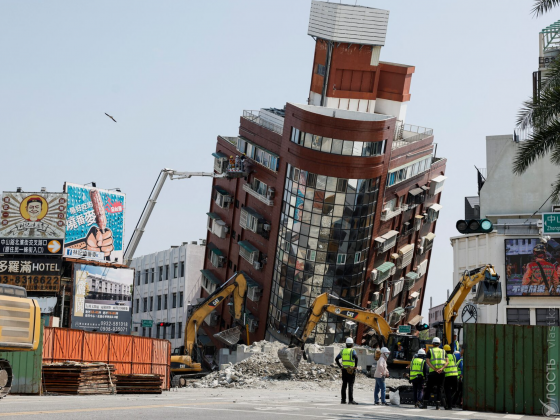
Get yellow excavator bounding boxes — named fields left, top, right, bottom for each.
left=170, top=272, right=248, bottom=386
left=432, top=264, right=502, bottom=348
left=278, top=292, right=421, bottom=376
left=0, top=284, right=41, bottom=398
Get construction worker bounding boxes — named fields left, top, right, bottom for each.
left=240, top=153, right=247, bottom=172
left=409, top=348, right=427, bottom=408
left=443, top=344, right=459, bottom=410
left=454, top=350, right=464, bottom=407
left=335, top=337, right=359, bottom=405
left=424, top=337, right=448, bottom=409
left=235, top=155, right=240, bottom=170
left=452, top=334, right=460, bottom=353
left=522, top=243, right=559, bottom=295
left=374, top=347, right=390, bottom=405
left=228, top=155, right=235, bottom=170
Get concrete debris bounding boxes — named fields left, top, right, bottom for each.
left=186, top=340, right=408, bottom=391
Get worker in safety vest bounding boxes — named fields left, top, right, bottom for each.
left=443, top=345, right=459, bottom=410
left=335, top=337, right=359, bottom=405
left=452, top=334, right=460, bottom=354
left=409, top=348, right=427, bottom=408
left=424, top=337, right=448, bottom=410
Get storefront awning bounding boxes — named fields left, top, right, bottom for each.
left=206, top=212, right=220, bottom=220
left=405, top=272, right=419, bottom=281
left=243, top=206, right=265, bottom=220
left=200, top=269, right=221, bottom=285
left=376, top=261, right=395, bottom=274
left=207, top=243, right=224, bottom=256
left=212, top=151, right=229, bottom=159
left=214, top=185, right=230, bottom=195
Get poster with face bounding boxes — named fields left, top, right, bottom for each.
left=0, top=192, right=67, bottom=238
left=64, top=183, right=126, bottom=264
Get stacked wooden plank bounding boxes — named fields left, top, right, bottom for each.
left=115, top=374, right=162, bottom=394
left=42, top=362, right=117, bottom=395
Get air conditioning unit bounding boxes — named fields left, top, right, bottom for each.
left=263, top=224, right=271, bottom=232
left=223, top=226, right=230, bottom=234
left=247, top=318, right=259, bottom=333
left=370, top=269, right=378, bottom=282
left=417, top=246, right=424, bottom=255
left=248, top=287, right=262, bottom=302
left=253, top=261, right=262, bottom=270
left=223, top=196, right=233, bottom=203
left=537, top=220, right=543, bottom=228
left=553, top=204, right=560, bottom=212
left=218, top=256, right=226, bottom=265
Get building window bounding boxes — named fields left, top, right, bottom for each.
left=290, top=127, right=386, bottom=157
left=144, top=270, right=149, bottom=284
left=386, top=156, right=432, bottom=187
left=337, top=254, right=346, bottom=265
left=214, top=186, right=232, bottom=208
left=507, top=308, right=530, bottom=325
left=172, top=293, right=177, bottom=309
left=179, top=291, right=184, bottom=308
left=142, top=327, right=146, bottom=337
left=306, top=250, right=316, bottom=262
left=157, top=295, right=161, bottom=311
left=135, top=299, right=139, bottom=314
left=143, top=298, right=148, bottom=313
left=178, top=322, right=182, bottom=339
left=172, top=263, right=177, bottom=278
left=136, top=272, right=141, bottom=286
left=171, top=324, right=176, bottom=339
left=156, top=325, right=160, bottom=339
left=239, top=241, right=259, bottom=264
left=236, top=136, right=279, bottom=172
left=180, top=262, right=185, bottom=277
left=536, top=309, right=560, bottom=326
left=317, top=63, right=326, bottom=76
left=149, top=297, right=153, bottom=311
left=163, top=326, right=167, bottom=340
left=150, top=268, right=154, bottom=283
left=164, top=295, right=168, bottom=310
left=166, top=265, right=169, bottom=280
left=240, top=207, right=264, bottom=233
left=252, top=178, right=268, bottom=197
left=159, top=266, right=163, bottom=281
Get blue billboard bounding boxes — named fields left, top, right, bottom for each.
left=64, top=183, right=126, bottom=264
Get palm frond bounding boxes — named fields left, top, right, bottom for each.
left=517, top=98, right=536, bottom=130
left=541, top=53, right=560, bottom=90
left=551, top=172, right=560, bottom=202
left=532, top=0, right=560, bottom=16
left=513, top=120, right=560, bottom=174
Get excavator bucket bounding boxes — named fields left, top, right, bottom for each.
left=473, top=279, right=502, bottom=305
left=213, top=327, right=242, bottom=346
left=278, top=347, right=303, bottom=371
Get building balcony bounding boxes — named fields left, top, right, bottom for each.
left=380, top=207, right=402, bottom=222
left=243, top=183, right=274, bottom=206
left=392, top=124, right=434, bottom=150
left=242, top=110, right=284, bottom=135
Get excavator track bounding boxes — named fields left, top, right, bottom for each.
left=0, top=359, right=13, bottom=398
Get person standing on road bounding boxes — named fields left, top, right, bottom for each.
left=409, top=348, right=427, bottom=408
left=424, top=337, right=448, bottom=410
left=453, top=350, right=464, bottom=407
left=335, top=337, right=359, bottom=405
left=452, top=334, right=460, bottom=354
left=443, top=345, right=459, bottom=410
left=373, top=347, right=390, bottom=405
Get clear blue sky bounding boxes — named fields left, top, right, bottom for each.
left=0, top=0, right=554, bottom=321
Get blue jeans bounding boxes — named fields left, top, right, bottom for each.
left=374, top=377, right=386, bottom=404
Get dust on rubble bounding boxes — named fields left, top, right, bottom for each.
left=185, top=340, right=409, bottom=391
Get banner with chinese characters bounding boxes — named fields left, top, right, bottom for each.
left=64, top=184, right=126, bottom=264
left=0, top=256, right=62, bottom=292
left=0, top=192, right=67, bottom=238
left=71, top=264, right=132, bottom=334
left=0, top=238, right=63, bottom=256
left=505, top=238, right=560, bottom=296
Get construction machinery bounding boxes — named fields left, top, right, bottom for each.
left=278, top=293, right=420, bottom=375
left=170, top=272, right=248, bottom=386
left=123, top=168, right=229, bottom=266
left=0, top=284, right=41, bottom=398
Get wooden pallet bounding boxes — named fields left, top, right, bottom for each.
left=115, top=374, right=162, bottom=394
left=42, top=363, right=117, bottom=395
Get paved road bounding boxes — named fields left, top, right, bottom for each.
left=0, top=389, right=543, bottom=419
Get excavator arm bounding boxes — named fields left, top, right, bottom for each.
left=442, top=264, right=501, bottom=345
left=184, top=272, right=248, bottom=356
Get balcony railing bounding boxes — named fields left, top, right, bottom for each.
left=393, top=124, right=434, bottom=150
left=374, top=303, right=386, bottom=316
left=242, top=111, right=284, bottom=135
left=380, top=207, right=402, bottom=222
left=243, top=183, right=274, bottom=206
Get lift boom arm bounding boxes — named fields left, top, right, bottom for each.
left=442, top=264, right=500, bottom=345
left=123, top=168, right=225, bottom=266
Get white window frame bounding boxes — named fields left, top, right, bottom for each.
left=214, top=157, right=228, bottom=174
left=240, top=208, right=260, bottom=233
left=336, top=254, right=346, bottom=265
left=215, top=190, right=231, bottom=209
left=210, top=250, right=224, bottom=268
left=306, top=249, right=316, bottom=261
left=202, top=275, right=218, bottom=294
left=252, top=178, right=268, bottom=197
left=239, top=242, right=259, bottom=264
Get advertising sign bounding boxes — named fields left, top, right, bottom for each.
left=505, top=238, right=560, bottom=296
left=0, top=256, right=62, bottom=292
left=0, top=238, right=63, bottom=256
left=64, top=184, right=125, bottom=264
left=543, top=213, right=560, bottom=235
left=71, top=264, right=133, bottom=334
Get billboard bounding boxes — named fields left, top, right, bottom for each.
left=505, top=238, right=560, bottom=296
left=0, top=256, right=62, bottom=292
left=0, top=192, right=67, bottom=255
left=64, top=184, right=125, bottom=264
left=71, top=264, right=133, bottom=334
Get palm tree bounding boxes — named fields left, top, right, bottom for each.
left=514, top=0, right=560, bottom=199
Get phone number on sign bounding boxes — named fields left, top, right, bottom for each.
left=0, top=275, right=60, bottom=291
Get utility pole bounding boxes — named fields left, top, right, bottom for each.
left=60, top=285, right=65, bottom=327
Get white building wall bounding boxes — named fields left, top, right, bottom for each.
left=480, top=135, right=556, bottom=218
left=451, top=232, right=560, bottom=326
left=129, top=242, right=205, bottom=350
left=428, top=302, right=446, bottom=337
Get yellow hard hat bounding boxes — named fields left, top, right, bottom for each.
left=397, top=342, right=401, bottom=345
left=230, top=156, right=233, bottom=158
left=443, top=345, right=451, bottom=351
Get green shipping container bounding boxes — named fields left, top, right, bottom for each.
left=464, top=323, right=560, bottom=416
left=0, top=323, right=43, bottom=395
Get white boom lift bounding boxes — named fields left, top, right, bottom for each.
left=123, top=168, right=226, bottom=266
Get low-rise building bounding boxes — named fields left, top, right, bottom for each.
left=129, top=241, right=205, bottom=350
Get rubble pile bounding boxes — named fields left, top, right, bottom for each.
left=186, top=340, right=408, bottom=391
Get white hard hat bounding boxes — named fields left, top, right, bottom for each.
left=380, top=347, right=390, bottom=354
left=346, top=337, right=354, bottom=344
left=418, top=349, right=426, bottom=355
left=432, top=337, right=441, bottom=344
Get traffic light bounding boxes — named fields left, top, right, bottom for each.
left=158, top=322, right=171, bottom=327
left=456, top=219, right=493, bottom=234
left=416, top=323, right=429, bottom=332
